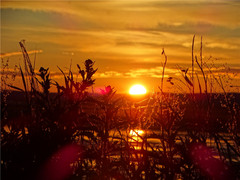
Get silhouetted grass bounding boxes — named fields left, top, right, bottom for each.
left=1, top=38, right=239, bottom=179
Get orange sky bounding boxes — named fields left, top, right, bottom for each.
left=1, top=0, right=240, bottom=93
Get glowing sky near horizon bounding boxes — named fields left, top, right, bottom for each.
left=1, top=0, right=240, bottom=93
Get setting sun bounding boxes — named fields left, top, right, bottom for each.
left=129, top=84, right=147, bottom=95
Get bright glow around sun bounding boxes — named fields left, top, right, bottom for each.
left=129, top=84, right=147, bottom=95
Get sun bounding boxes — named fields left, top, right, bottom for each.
left=129, top=84, right=147, bottom=95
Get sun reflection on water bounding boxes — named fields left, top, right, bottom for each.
left=129, top=129, right=144, bottom=137
left=129, top=129, right=145, bottom=150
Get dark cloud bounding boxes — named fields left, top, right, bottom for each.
left=1, top=8, right=98, bottom=31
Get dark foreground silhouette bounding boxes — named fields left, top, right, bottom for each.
left=1, top=41, right=240, bottom=179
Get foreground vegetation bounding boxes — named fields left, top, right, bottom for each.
left=1, top=38, right=240, bottom=179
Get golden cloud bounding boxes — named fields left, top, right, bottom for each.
left=0, top=50, right=43, bottom=58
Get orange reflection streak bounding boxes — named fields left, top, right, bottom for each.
left=129, top=129, right=145, bottom=152
left=129, top=129, right=144, bottom=137
left=129, top=129, right=145, bottom=150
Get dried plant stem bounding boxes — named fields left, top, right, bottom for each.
left=192, top=35, right=195, bottom=95
left=160, top=48, right=168, bottom=92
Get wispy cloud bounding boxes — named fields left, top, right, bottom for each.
left=205, top=42, right=239, bottom=50
left=94, top=66, right=179, bottom=79
left=0, top=50, right=43, bottom=58
left=5, top=66, right=239, bottom=82
left=96, top=71, right=123, bottom=78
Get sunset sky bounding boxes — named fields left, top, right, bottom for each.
left=1, top=0, right=240, bottom=93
